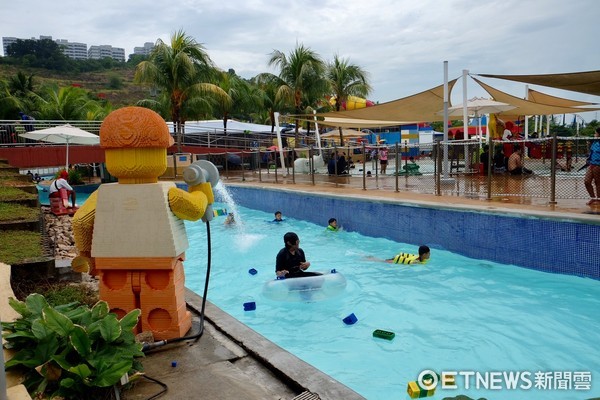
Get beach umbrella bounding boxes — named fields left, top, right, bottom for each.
left=19, top=124, right=100, bottom=169
left=444, top=98, right=516, bottom=141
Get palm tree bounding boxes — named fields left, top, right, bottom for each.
left=0, top=80, right=24, bottom=119
left=261, top=44, right=327, bottom=146
left=8, top=71, right=36, bottom=98
left=33, top=85, right=97, bottom=120
left=327, top=55, right=371, bottom=145
left=134, top=30, right=228, bottom=152
left=254, top=75, right=292, bottom=133
left=213, top=70, right=261, bottom=134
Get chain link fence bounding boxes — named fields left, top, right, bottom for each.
left=2, top=119, right=596, bottom=204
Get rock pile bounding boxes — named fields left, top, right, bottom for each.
left=42, top=207, right=78, bottom=260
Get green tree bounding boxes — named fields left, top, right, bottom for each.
left=107, top=73, right=124, bottom=90
left=0, top=79, right=24, bottom=119
left=134, top=30, right=228, bottom=152
left=33, top=84, right=99, bottom=120
left=6, top=38, right=70, bottom=70
left=8, top=71, right=36, bottom=97
left=261, top=44, right=327, bottom=145
left=253, top=74, right=292, bottom=132
left=327, top=54, right=371, bottom=145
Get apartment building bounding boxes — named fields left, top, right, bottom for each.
left=2, top=35, right=153, bottom=62
left=2, top=35, right=88, bottom=60
left=133, top=42, right=155, bottom=56
left=88, top=45, right=125, bottom=62
left=55, top=39, right=88, bottom=60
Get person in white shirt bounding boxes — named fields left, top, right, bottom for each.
left=49, top=170, right=76, bottom=207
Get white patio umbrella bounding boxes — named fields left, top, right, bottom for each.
left=19, top=124, right=100, bottom=169
left=444, top=98, right=516, bottom=141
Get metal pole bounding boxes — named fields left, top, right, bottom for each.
left=310, top=146, right=315, bottom=186
left=313, top=110, right=322, bottom=158
left=240, top=151, right=246, bottom=182
left=362, top=142, right=367, bottom=190
left=395, top=142, right=399, bottom=192
left=443, top=61, right=450, bottom=179
left=487, top=142, right=493, bottom=201
left=462, top=69, right=469, bottom=142
left=274, top=112, right=286, bottom=176
left=258, top=150, right=262, bottom=182
left=435, top=141, right=441, bottom=195
left=172, top=153, right=178, bottom=179
left=291, top=149, right=295, bottom=184
left=550, top=132, right=557, bottom=204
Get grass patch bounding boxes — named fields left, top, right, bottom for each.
left=11, top=279, right=98, bottom=308
left=0, top=230, right=44, bottom=265
left=0, top=178, right=33, bottom=186
left=0, top=203, right=40, bottom=222
left=0, top=187, right=37, bottom=201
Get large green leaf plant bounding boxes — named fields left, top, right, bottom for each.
left=2, top=293, right=144, bottom=399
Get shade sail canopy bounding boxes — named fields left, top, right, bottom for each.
left=472, top=78, right=600, bottom=117
left=179, top=119, right=275, bottom=134
left=526, top=88, right=599, bottom=108
left=302, top=116, right=409, bottom=128
left=19, top=124, right=100, bottom=169
left=445, top=98, right=516, bottom=117
left=320, top=128, right=371, bottom=138
left=477, top=70, right=600, bottom=97
left=310, top=80, right=458, bottom=127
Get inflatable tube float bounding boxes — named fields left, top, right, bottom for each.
left=262, top=270, right=347, bottom=302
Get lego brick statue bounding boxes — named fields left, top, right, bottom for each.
left=71, top=106, right=218, bottom=340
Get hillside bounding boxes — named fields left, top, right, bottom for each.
left=0, top=64, right=150, bottom=108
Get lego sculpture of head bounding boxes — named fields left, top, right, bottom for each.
left=100, top=106, right=174, bottom=183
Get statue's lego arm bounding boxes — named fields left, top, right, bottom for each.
left=71, top=190, right=98, bottom=273
left=172, top=159, right=219, bottom=222
left=168, top=181, right=213, bottom=221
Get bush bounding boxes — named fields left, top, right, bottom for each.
left=54, top=169, right=84, bottom=185
left=2, top=294, right=144, bottom=399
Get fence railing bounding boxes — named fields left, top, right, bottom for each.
left=163, top=137, right=597, bottom=204
left=4, top=119, right=596, bottom=204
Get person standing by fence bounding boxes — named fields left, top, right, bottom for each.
left=584, top=127, right=600, bottom=206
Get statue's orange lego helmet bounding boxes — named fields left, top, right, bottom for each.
left=100, top=106, right=174, bottom=149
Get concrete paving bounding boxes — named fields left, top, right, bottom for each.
left=122, top=289, right=364, bottom=400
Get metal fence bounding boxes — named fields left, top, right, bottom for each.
left=2, top=119, right=596, bottom=204
left=167, top=138, right=597, bottom=204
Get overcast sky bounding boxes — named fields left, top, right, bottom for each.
left=2, top=0, right=599, bottom=120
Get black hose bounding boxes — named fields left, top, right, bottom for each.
left=142, top=219, right=212, bottom=352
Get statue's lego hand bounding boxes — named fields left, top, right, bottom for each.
left=72, top=255, right=92, bottom=273
left=188, top=182, right=215, bottom=222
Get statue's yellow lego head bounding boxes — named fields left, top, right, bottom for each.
left=100, top=106, right=174, bottom=183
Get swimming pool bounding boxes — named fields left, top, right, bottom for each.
left=36, top=183, right=98, bottom=206
left=183, top=203, right=599, bottom=400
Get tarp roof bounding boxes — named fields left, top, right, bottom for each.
left=320, top=128, right=371, bottom=138
left=307, top=79, right=458, bottom=127
left=526, top=88, right=599, bottom=107
left=178, top=119, right=275, bottom=134
left=472, top=77, right=600, bottom=117
left=477, top=70, right=600, bottom=97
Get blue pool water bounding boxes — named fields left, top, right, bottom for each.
left=36, top=183, right=97, bottom=206
left=184, top=203, right=599, bottom=400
